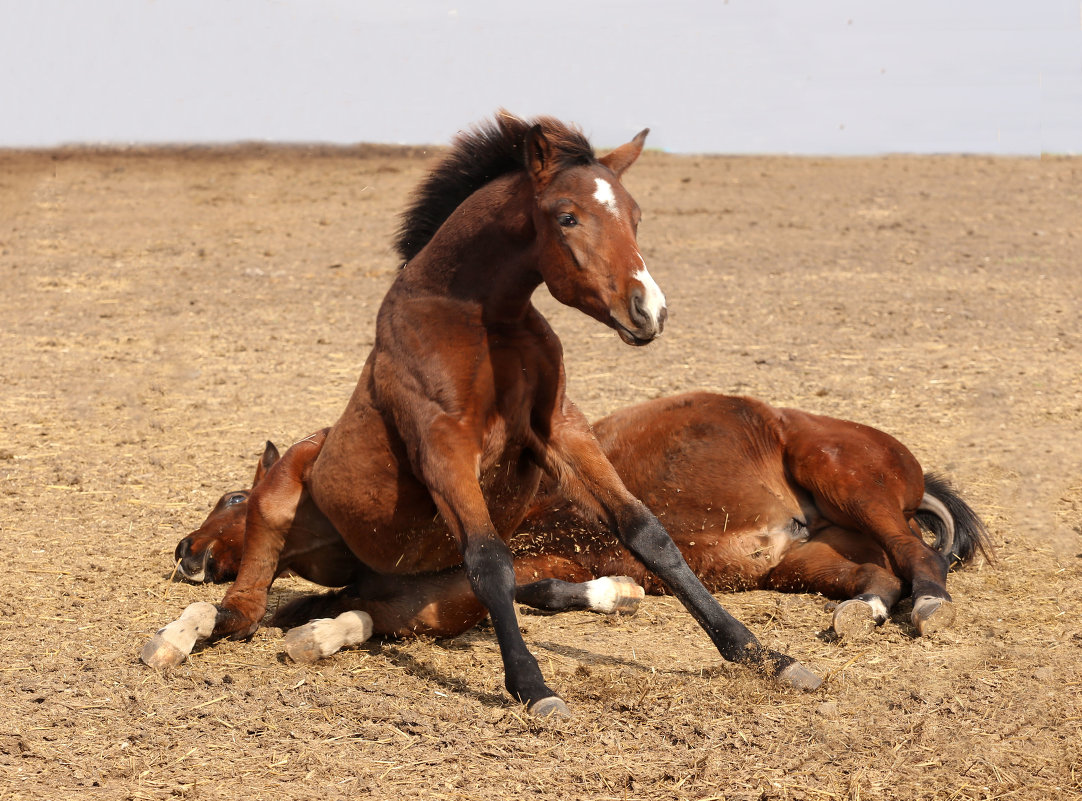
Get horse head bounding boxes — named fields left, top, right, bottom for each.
left=173, top=440, right=279, bottom=583
left=525, top=124, right=666, bottom=346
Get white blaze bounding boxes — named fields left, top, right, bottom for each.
left=593, top=177, right=619, bottom=216
left=634, top=253, right=666, bottom=321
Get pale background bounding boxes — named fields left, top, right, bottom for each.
left=2, top=0, right=1080, bottom=153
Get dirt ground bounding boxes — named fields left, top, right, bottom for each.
left=1, top=141, right=1080, bottom=801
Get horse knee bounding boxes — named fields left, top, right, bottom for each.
left=463, top=538, right=516, bottom=600
left=615, top=505, right=683, bottom=572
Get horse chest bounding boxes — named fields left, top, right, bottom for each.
left=479, top=445, right=542, bottom=527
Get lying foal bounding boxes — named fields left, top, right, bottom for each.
left=163, top=392, right=990, bottom=664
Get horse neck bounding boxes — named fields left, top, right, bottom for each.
left=401, top=174, right=542, bottom=323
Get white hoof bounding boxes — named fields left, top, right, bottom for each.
left=585, top=576, right=645, bottom=614
left=283, top=610, right=373, bottom=664
left=141, top=602, right=218, bottom=670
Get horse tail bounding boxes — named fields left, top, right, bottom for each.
left=271, top=587, right=361, bottom=631
left=915, top=472, right=995, bottom=569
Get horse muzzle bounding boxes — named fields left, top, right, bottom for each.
left=613, top=288, right=667, bottom=346
left=174, top=537, right=215, bottom=583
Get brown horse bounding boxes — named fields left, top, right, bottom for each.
left=144, top=112, right=820, bottom=714
left=173, top=392, right=990, bottom=652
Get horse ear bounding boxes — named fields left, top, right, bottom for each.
left=524, top=124, right=554, bottom=189
left=253, top=440, right=280, bottom=485
left=599, top=128, right=650, bottom=176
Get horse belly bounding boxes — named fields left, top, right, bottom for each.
left=310, top=435, right=541, bottom=576
left=670, top=520, right=807, bottom=594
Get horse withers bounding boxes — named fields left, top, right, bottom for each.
left=172, top=392, right=991, bottom=656
left=144, top=112, right=819, bottom=715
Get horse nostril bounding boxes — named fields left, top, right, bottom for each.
left=630, top=288, right=649, bottom=327
left=175, top=538, right=192, bottom=562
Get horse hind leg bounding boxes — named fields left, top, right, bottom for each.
left=765, top=533, right=904, bottom=640
left=783, top=427, right=955, bottom=635
left=516, top=575, right=644, bottom=614
left=274, top=556, right=643, bottom=666
left=797, top=494, right=953, bottom=636
left=830, top=596, right=888, bottom=639
left=910, top=595, right=956, bottom=636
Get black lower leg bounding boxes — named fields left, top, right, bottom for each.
left=464, top=538, right=558, bottom=706
left=514, top=579, right=592, bottom=613
left=909, top=551, right=952, bottom=603
left=617, top=505, right=794, bottom=675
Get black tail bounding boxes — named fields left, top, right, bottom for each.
left=271, top=586, right=364, bottom=630
left=915, top=472, right=994, bottom=569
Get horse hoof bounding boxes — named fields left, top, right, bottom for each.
left=912, top=596, right=956, bottom=636
left=284, top=610, right=373, bottom=664
left=140, top=602, right=218, bottom=670
left=585, top=576, right=645, bottom=614
left=140, top=633, right=188, bottom=670
left=528, top=696, right=571, bottom=718
left=777, top=661, right=823, bottom=692
left=832, top=599, right=877, bottom=639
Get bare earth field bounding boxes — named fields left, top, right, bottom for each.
left=1, top=144, right=1080, bottom=801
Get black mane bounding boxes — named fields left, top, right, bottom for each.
left=394, top=111, right=596, bottom=262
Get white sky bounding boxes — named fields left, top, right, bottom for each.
left=2, top=0, right=1080, bottom=153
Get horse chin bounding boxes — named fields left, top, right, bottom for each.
left=613, top=319, right=657, bottom=347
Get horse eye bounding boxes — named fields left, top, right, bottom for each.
left=557, top=213, right=578, bottom=228
left=225, top=493, right=246, bottom=506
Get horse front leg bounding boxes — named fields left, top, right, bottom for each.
left=542, top=413, right=821, bottom=690
left=615, top=503, right=818, bottom=685
left=419, top=440, right=567, bottom=716
left=141, top=443, right=313, bottom=669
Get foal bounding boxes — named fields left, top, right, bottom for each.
left=147, top=113, right=819, bottom=713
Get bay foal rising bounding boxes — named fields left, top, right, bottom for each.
left=146, top=113, right=819, bottom=713
left=173, top=392, right=990, bottom=652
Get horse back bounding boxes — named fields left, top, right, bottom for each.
left=594, top=392, right=799, bottom=523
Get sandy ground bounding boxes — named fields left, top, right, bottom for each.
left=1, top=143, right=1080, bottom=800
